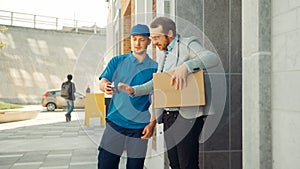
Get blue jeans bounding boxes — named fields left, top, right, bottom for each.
left=65, top=99, right=74, bottom=116
left=98, top=120, right=148, bottom=169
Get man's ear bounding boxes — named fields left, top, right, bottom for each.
left=147, top=38, right=151, bottom=45
left=167, top=30, right=174, bottom=38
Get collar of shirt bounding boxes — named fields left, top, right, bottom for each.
left=166, top=34, right=179, bottom=53
left=129, top=51, right=150, bottom=64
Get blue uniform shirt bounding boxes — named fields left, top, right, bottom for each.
left=99, top=52, right=158, bottom=129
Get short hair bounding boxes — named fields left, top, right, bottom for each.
left=67, top=74, right=72, bottom=80
left=150, top=17, right=176, bottom=37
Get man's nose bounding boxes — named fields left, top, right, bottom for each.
left=135, top=40, right=140, bottom=46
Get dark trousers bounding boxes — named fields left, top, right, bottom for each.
left=97, top=120, right=148, bottom=169
left=162, top=111, right=205, bottom=169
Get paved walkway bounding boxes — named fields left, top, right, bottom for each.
left=0, top=106, right=104, bottom=169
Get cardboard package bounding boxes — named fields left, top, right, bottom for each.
left=153, top=70, right=205, bottom=108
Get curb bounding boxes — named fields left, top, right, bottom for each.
left=0, top=105, right=41, bottom=123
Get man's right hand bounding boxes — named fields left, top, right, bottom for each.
left=118, top=82, right=134, bottom=95
left=169, top=64, right=189, bottom=90
left=105, top=82, right=115, bottom=95
left=100, top=81, right=113, bottom=95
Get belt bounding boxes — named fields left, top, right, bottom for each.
left=163, top=110, right=179, bottom=115
left=163, top=107, right=179, bottom=111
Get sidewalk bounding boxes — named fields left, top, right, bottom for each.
left=0, top=107, right=104, bottom=169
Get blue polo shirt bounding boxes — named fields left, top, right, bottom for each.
left=99, top=52, right=158, bottom=129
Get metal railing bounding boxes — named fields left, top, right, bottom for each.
left=0, top=10, right=106, bottom=35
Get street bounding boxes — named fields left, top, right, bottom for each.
left=0, top=107, right=104, bottom=169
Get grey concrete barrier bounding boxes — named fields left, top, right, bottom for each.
left=0, top=106, right=41, bottom=123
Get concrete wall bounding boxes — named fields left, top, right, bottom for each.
left=242, top=0, right=272, bottom=168
left=0, top=26, right=106, bottom=104
left=176, top=0, right=242, bottom=169
left=243, top=0, right=300, bottom=168
left=272, top=1, right=300, bottom=169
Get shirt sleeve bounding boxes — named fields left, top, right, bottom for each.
left=184, top=40, right=220, bottom=73
left=131, top=79, right=154, bottom=97
left=72, top=83, right=76, bottom=93
left=99, top=57, right=118, bottom=81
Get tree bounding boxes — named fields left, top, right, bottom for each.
left=0, top=25, right=8, bottom=49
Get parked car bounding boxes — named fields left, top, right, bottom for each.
left=41, top=89, right=85, bottom=111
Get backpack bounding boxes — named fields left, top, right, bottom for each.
left=61, top=81, right=71, bottom=98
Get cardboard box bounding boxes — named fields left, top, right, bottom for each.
left=153, top=70, right=205, bottom=108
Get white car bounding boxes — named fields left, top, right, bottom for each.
left=41, top=89, right=85, bottom=111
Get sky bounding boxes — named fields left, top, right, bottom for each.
left=0, top=0, right=109, bottom=27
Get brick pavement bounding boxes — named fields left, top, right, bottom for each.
left=0, top=110, right=104, bottom=169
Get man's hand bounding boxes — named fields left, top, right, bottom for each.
left=118, top=82, right=134, bottom=95
left=169, top=64, right=188, bottom=90
left=100, top=81, right=113, bottom=95
left=141, top=120, right=156, bottom=139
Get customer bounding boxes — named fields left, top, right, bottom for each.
left=61, top=74, right=76, bottom=122
left=97, top=24, right=158, bottom=169
left=118, top=17, right=220, bottom=169
left=85, top=84, right=91, bottom=93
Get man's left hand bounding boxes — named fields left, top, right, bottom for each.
left=141, top=121, right=156, bottom=139
left=169, top=64, right=188, bottom=90
left=118, top=82, right=134, bottom=95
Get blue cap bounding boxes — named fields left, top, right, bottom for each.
left=130, top=24, right=150, bottom=37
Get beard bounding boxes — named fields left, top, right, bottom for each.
left=159, top=37, right=170, bottom=51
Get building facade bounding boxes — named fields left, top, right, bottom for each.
left=243, top=0, right=300, bottom=169
left=105, top=0, right=242, bottom=169
left=104, top=0, right=300, bottom=169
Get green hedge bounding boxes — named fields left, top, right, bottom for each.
left=0, top=102, right=23, bottom=110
